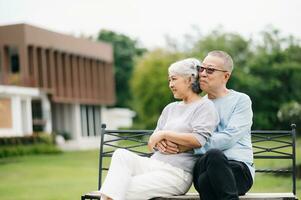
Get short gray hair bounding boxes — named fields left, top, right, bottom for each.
left=168, top=58, right=201, bottom=78
left=208, top=50, right=234, bottom=72
left=168, top=58, right=202, bottom=94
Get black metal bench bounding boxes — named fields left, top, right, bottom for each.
left=82, top=124, right=298, bottom=200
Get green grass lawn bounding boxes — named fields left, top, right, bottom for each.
left=0, top=151, right=100, bottom=200
left=0, top=139, right=300, bottom=200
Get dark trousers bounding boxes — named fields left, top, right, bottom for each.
left=193, top=149, right=253, bottom=200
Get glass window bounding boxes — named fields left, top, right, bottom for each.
left=32, top=99, right=44, bottom=131
left=9, top=46, right=20, bottom=73
left=80, top=105, right=101, bottom=137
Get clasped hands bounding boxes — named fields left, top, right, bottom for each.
left=148, top=130, right=179, bottom=154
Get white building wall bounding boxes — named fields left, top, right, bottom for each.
left=101, top=107, right=136, bottom=130
left=0, top=95, right=21, bottom=136
left=57, top=105, right=136, bottom=151
left=56, top=103, right=100, bottom=150
left=52, top=103, right=74, bottom=138
left=0, top=85, right=52, bottom=137
left=0, top=95, right=30, bottom=136
left=0, top=86, right=136, bottom=150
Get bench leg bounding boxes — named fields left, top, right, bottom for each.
left=81, top=195, right=101, bottom=200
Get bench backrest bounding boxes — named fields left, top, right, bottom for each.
left=251, top=124, right=297, bottom=195
left=97, top=124, right=297, bottom=195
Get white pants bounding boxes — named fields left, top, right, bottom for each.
left=100, top=149, right=192, bottom=200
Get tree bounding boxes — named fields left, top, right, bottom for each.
left=97, top=30, right=146, bottom=107
left=245, top=28, right=301, bottom=129
left=130, top=49, right=184, bottom=129
left=278, top=101, right=301, bottom=134
left=191, top=27, right=301, bottom=130
left=129, top=27, right=301, bottom=131
left=191, top=29, right=252, bottom=68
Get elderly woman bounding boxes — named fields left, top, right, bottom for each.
left=100, top=58, right=219, bottom=200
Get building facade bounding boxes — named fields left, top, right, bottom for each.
left=0, top=23, right=119, bottom=149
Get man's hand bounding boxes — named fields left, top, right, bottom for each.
left=157, top=140, right=192, bottom=154
left=178, top=144, right=192, bottom=153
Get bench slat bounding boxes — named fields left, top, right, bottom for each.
left=154, top=193, right=297, bottom=200
left=82, top=192, right=297, bottom=200
left=240, top=193, right=297, bottom=199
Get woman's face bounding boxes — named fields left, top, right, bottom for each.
left=168, top=74, right=191, bottom=99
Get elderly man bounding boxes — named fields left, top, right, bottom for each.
left=158, top=50, right=254, bottom=200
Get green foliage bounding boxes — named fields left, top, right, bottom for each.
left=0, top=133, right=60, bottom=158
left=0, top=144, right=61, bottom=158
left=130, top=27, right=301, bottom=131
left=0, top=133, right=54, bottom=146
left=97, top=30, right=146, bottom=107
left=56, top=131, right=71, bottom=140
left=278, top=101, right=301, bottom=123
left=130, top=49, right=184, bottom=129
left=278, top=101, right=301, bottom=133
left=191, top=29, right=252, bottom=68
left=244, top=28, right=301, bottom=130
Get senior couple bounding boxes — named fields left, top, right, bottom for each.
left=99, top=50, right=254, bottom=200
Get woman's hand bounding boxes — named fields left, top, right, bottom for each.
left=148, top=131, right=165, bottom=152
left=148, top=130, right=199, bottom=153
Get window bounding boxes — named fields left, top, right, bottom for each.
left=9, top=46, right=20, bottom=73
left=80, top=105, right=101, bottom=137
left=32, top=99, right=44, bottom=131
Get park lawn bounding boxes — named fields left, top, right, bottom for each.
left=0, top=139, right=300, bottom=200
left=0, top=151, right=100, bottom=200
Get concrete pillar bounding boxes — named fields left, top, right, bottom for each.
left=41, top=93, right=52, bottom=133
left=26, top=97, right=33, bottom=134
left=72, top=103, right=82, bottom=140
left=20, top=98, right=29, bottom=135
left=12, top=96, right=22, bottom=136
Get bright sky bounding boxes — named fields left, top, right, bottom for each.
left=0, top=0, right=300, bottom=48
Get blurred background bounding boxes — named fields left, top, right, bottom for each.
left=0, top=0, right=300, bottom=199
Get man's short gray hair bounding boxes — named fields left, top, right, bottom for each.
left=208, top=50, right=234, bottom=72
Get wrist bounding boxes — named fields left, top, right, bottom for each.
left=163, top=131, right=172, bottom=140
left=158, top=131, right=165, bottom=141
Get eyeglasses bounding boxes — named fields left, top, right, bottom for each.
left=198, top=65, right=228, bottom=75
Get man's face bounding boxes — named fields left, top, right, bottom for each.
left=199, top=55, right=230, bottom=93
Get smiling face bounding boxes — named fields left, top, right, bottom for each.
left=168, top=74, right=191, bottom=100
left=199, top=55, right=231, bottom=94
